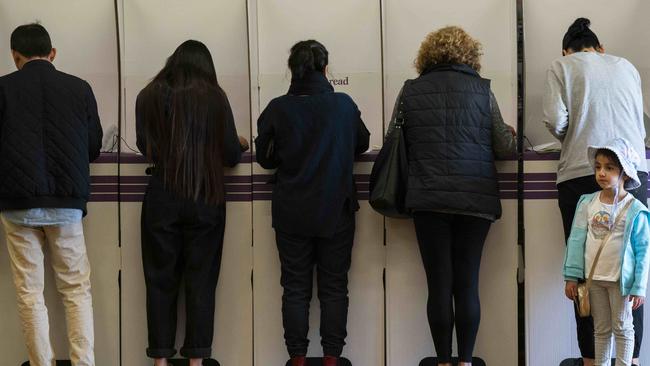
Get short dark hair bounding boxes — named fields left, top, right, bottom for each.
left=288, top=40, right=328, bottom=80
left=595, top=149, right=623, bottom=171
left=10, top=23, right=52, bottom=58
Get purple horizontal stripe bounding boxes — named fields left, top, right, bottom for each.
left=252, top=174, right=371, bottom=183
left=240, top=153, right=253, bottom=164
left=91, top=175, right=251, bottom=184
left=253, top=183, right=272, bottom=192
left=101, top=193, right=252, bottom=203
left=525, top=150, right=650, bottom=160
left=524, top=191, right=559, bottom=199
left=355, top=174, right=370, bottom=182
left=89, top=194, right=117, bottom=202
left=253, top=175, right=273, bottom=183
left=500, top=192, right=517, bottom=199
left=497, top=173, right=517, bottom=181
left=356, top=183, right=369, bottom=192
left=523, top=151, right=561, bottom=161
left=91, top=185, right=251, bottom=195
left=523, top=173, right=557, bottom=181
left=226, top=185, right=252, bottom=193
left=94, top=153, right=118, bottom=164
left=91, top=176, right=118, bottom=183
left=355, top=152, right=378, bottom=162
left=499, top=182, right=558, bottom=190
left=252, top=151, right=378, bottom=163
left=226, top=175, right=253, bottom=183
left=99, top=152, right=254, bottom=164
left=95, top=150, right=650, bottom=165
left=120, top=154, right=147, bottom=164
left=91, top=185, right=132, bottom=193
left=253, top=193, right=272, bottom=201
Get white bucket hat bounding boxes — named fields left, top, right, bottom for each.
left=587, top=137, right=641, bottom=190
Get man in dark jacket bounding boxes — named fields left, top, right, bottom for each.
left=0, top=23, right=102, bottom=366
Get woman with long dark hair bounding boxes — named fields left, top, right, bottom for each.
left=255, top=40, right=370, bottom=366
left=135, top=40, right=247, bottom=366
left=543, top=18, right=647, bottom=366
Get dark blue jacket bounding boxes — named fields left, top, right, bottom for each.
left=255, top=72, right=370, bottom=237
left=401, top=64, right=501, bottom=219
left=0, top=60, right=103, bottom=214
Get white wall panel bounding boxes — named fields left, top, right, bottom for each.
left=383, top=1, right=518, bottom=364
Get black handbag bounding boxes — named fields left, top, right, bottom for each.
left=369, top=109, right=410, bottom=218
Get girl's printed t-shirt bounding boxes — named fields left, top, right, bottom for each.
left=584, top=191, right=634, bottom=282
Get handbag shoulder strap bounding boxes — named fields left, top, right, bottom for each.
left=395, top=81, right=410, bottom=128
left=585, top=197, right=634, bottom=287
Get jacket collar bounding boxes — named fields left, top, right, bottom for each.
left=287, top=71, right=334, bottom=96
left=22, top=59, right=55, bottom=70
left=421, top=63, right=479, bottom=77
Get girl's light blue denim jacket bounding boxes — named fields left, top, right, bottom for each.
left=563, top=192, right=650, bottom=296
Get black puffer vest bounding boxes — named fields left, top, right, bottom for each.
left=401, top=63, right=501, bottom=219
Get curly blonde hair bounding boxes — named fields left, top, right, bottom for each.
left=415, top=26, right=483, bottom=74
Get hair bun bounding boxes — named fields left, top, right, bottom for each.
left=571, top=17, right=591, bottom=33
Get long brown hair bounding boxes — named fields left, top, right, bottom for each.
left=139, top=40, right=227, bottom=205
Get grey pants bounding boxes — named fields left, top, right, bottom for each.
left=590, top=280, right=634, bottom=366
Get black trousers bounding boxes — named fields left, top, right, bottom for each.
left=275, top=211, right=355, bottom=357
left=141, top=178, right=226, bottom=359
left=413, top=212, right=492, bottom=363
left=557, top=172, right=647, bottom=359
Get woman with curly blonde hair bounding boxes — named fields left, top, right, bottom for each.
left=385, top=26, right=515, bottom=366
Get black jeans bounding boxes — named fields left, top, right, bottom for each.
left=141, top=178, right=226, bottom=359
left=557, top=172, right=647, bottom=359
left=413, top=212, right=492, bottom=363
left=275, top=211, right=355, bottom=357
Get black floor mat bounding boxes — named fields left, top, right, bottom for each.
left=284, top=357, right=352, bottom=366
left=560, top=358, right=617, bottom=366
left=419, top=357, right=486, bottom=366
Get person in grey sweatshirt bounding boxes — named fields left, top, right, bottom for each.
left=542, top=17, right=647, bottom=366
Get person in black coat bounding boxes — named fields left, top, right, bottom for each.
left=136, top=40, right=247, bottom=366
left=387, top=27, right=515, bottom=366
left=255, top=40, right=370, bottom=366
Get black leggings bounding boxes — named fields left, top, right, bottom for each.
left=413, top=212, right=492, bottom=363
left=558, top=173, right=647, bottom=359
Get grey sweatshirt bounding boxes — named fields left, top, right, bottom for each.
left=542, top=52, right=647, bottom=184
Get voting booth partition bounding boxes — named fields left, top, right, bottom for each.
left=0, top=1, right=120, bottom=365
left=523, top=1, right=650, bottom=365
left=251, top=1, right=385, bottom=366
left=119, top=1, right=253, bottom=365
left=381, top=1, right=519, bottom=365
